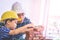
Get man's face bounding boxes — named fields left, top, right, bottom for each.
left=17, top=13, right=25, bottom=22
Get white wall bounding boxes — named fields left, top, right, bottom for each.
left=46, top=0, right=60, bottom=39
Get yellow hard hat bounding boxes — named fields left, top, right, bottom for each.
left=1, top=11, right=18, bottom=21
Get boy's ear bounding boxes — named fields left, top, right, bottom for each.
left=7, top=20, right=11, bottom=24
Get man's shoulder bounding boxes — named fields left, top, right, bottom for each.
left=23, top=17, right=31, bottom=24
left=24, top=17, right=30, bottom=21
left=24, top=17, right=30, bottom=20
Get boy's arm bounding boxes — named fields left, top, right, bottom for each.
left=9, top=24, right=34, bottom=35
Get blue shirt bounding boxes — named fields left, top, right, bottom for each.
left=0, top=22, right=4, bottom=27
left=0, top=26, right=16, bottom=40
left=15, top=17, right=31, bottom=40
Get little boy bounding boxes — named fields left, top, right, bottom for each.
left=0, top=11, right=34, bottom=40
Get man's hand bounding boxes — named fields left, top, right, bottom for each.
left=23, top=23, right=35, bottom=29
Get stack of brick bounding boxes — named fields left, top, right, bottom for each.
left=26, top=26, right=45, bottom=40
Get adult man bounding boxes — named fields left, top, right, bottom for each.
left=12, top=2, right=31, bottom=40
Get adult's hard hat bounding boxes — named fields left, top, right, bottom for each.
left=12, top=2, right=24, bottom=13
left=1, top=11, right=18, bottom=21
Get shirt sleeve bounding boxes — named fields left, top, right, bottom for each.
left=0, top=26, right=10, bottom=38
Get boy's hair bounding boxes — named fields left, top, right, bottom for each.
left=4, top=18, right=16, bottom=24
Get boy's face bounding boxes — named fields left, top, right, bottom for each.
left=7, top=20, right=17, bottom=29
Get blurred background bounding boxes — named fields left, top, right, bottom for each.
left=0, top=0, right=60, bottom=39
